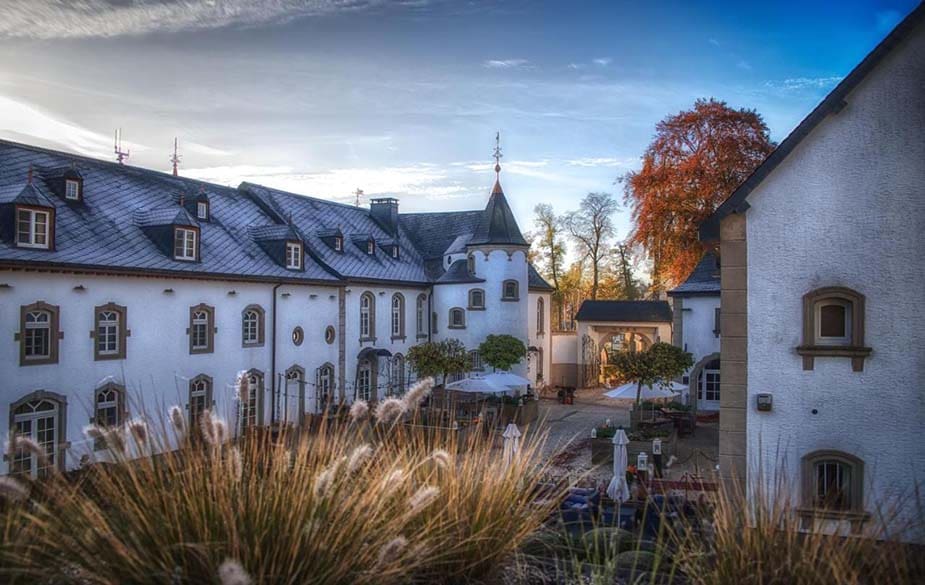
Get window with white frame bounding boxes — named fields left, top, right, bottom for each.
left=94, top=383, right=124, bottom=449
left=11, top=396, right=63, bottom=478
left=390, top=354, right=405, bottom=395
left=360, top=292, right=375, bottom=339
left=334, top=236, right=343, bottom=251
left=241, top=371, right=262, bottom=429
left=416, top=294, right=427, bottom=337
left=174, top=227, right=198, bottom=261
left=391, top=245, right=399, bottom=259
left=196, top=201, right=209, bottom=220
left=16, top=208, right=50, bottom=249
left=65, top=179, right=81, bottom=201
left=367, top=240, right=374, bottom=255
left=285, top=241, right=302, bottom=270
left=189, top=305, right=214, bottom=354
left=357, top=361, right=372, bottom=401
left=188, top=375, right=212, bottom=435
left=96, top=310, right=120, bottom=357
left=24, top=309, right=51, bottom=360
left=242, top=305, right=264, bottom=346
left=391, top=293, right=404, bottom=338
left=468, top=288, right=485, bottom=310
left=469, top=350, right=483, bottom=371
left=449, top=307, right=465, bottom=329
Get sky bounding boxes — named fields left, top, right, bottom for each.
left=0, top=0, right=918, bottom=246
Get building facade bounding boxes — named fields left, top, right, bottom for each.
left=701, top=5, right=925, bottom=540
left=0, top=139, right=553, bottom=476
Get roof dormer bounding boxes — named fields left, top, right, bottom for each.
left=134, top=206, right=200, bottom=262
left=251, top=224, right=305, bottom=271
left=318, top=227, right=344, bottom=253
left=378, top=237, right=400, bottom=259
left=179, top=189, right=211, bottom=222
left=0, top=173, right=57, bottom=251
left=43, top=166, right=84, bottom=203
left=352, top=234, right=375, bottom=255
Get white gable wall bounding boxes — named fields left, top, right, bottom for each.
left=744, top=23, right=925, bottom=535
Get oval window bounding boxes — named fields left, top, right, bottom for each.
left=292, top=326, right=304, bottom=346
left=324, top=325, right=336, bottom=345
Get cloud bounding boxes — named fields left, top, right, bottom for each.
left=0, top=0, right=429, bottom=39
left=736, top=59, right=752, bottom=71
left=592, top=57, right=612, bottom=67
left=765, top=76, right=844, bottom=90
left=482, top=59, right=530, bottom=69
left=708, top=38, right=720, bottom=47
left=565, top=157, right=635, bottom=169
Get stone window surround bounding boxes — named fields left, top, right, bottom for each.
left=91, top=302, right=130, bottom=361
left=17, top=301, right=62, bottom=366
left=468, top=288, right=486, bottom=310
left=537, top=297, right=545, bottom=334
left=92, top=381, right=127, bottom=449
left=501, top=279, right=519, bottom=301
left=187, top=303, right=216, bottom=355
left=448, top=307, right=466, bottom=329
left=359, top=291, right=376, bottom=342
left=798, top=449, right=869, bottom=533
left=240, top=368, right=265, bottom=430
left=797, top=287, right=871, bottom=372
left=241, top=304, right=266, bottom=347
left=415, top=294, right=428, bottom=339
left=391, top=293, right=405, bottom=341
left=5, top=390, right=69, bottom=474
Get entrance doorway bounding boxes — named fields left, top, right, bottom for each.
left=697, top=358, right=721, bottom=411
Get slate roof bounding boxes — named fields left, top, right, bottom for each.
left=528, top=264, right=554, bottom=291
left=575, top=300, right=673, bottom=323
left=700, top=3, right=925, bottom=241
left=667, top=252, right=720, bottom=296
left=0, top=138, right=547, bottom=288
left=435, top=259, right=485, bottom=285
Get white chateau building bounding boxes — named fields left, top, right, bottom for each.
left=701, top=5, right=924, bottom=540
left=0, top=140, right=553, bottom=476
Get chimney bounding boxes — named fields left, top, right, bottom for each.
left=369, top=197, right=399, bottom=236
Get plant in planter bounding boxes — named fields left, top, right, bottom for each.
left=478, top=334, right=527, bottom=372
left=407, top=339, right=469, bottom=385
left=605, top=342, right=692, bottom=429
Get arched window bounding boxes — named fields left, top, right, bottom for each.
left=357, top=360, right=372, bottom=402
left=317, top=363, right=335, bottom=411
left=416, top=294, right=427, bottom=337
left=448, top=307, right=466, bottom=329
left=468, top=288, right=485, bottom=310
left=801, top=450, right=865, bottom=514
left=188, top=304, right=215, bottom=354
left=286, top=365, right=306, bottom=424
left=391, top=293, right=405, bottom=339
left=360, top=292, right=376, bottom=340
left=241, top=304, right=265, bottom=347
left=188, top=374, right=213, bottom=435
left=390, top=354, right=406, bottom=395
left=93, top=303, right=128, bottom=360
left=10, top=391, right=67, bottom=477
left=240, top=370, right=263, bottom=430
left=19, top=302, right=60, bottom=366
left=537, top=297, right=545, bottom=333
left=502, top=280, right=519, bottom=301
left=469, top=350, right=483, bottom=372
left=94, top=382, right=125, bottom=429
left=798, top=287, right=869, bottom=371
left=467, top=254, right=476, bottom=275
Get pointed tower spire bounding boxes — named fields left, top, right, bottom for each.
left=492, top=131, right=504, bottom=194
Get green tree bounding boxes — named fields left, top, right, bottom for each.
left=530, top=203, right=567, bottom=329
left=606, top=342, right=693, bottom=409
left=565, top=192, right=620, bottom=300
left=407, top=339, right=469, bottom=384
left=478, top=334, right=527, bottom=372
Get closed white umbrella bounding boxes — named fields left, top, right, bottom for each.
left=446, top=377, right=509, bottom=394
left=606, top=428, right=631, bottom=503
left=604, top=381, right=685, bottom=401
left=483, top=372, right=531, bottom=388
left=502, top=423, right=522, bottom=468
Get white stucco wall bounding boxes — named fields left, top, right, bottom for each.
left=0, top=272, right=340, bottom=472
left=677, top=295, right=721, bottom=408
left=527, top=291, right=552, bottom=388
left=744, top=24, right=925, bottom=537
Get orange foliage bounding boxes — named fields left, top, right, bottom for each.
left=623, top=98, right=774, bottom=289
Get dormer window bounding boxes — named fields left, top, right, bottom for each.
left=64, top=179, right=81, bottom=201
left=467, top=254, right=475, bottom=275
left=391, top=245, right=399, bottom=259
left=16, top=208, right=52, bottom=250
left=285, top=241, right=303, bottom=270
left=196, top=201, right=209, bottom=221
left=335, top=236, right=343, bottom=251
left=367, top=240, right=375, bottom=255
left=174, top=227, right=198, bottom=261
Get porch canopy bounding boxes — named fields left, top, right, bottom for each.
left=604, top=381, right=685, bottom=401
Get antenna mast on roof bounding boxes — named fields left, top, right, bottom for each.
left=114, top=129, right=130, bottom=165
left=354, top=187, right=364, bottom=207
left=170, top=137, right=182, bottom=176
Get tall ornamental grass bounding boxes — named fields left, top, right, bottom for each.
left=0, top=379, right=562, bottom=584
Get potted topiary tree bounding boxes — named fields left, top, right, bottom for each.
left=478, top=334, right=535, bottom=424
left=407, top=339, right=469, bottom=386
left=605, top=342, right=693, bottom=431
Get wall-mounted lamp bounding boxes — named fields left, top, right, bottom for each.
left=72, top=285, right=86, bottom=292
left=309, top=294, right=318, bottom=299
left=163, top=288, right=174, bottom=294
left=281, top=292, right=291, bottom=298
left=228, top=290, right=237, bottom=296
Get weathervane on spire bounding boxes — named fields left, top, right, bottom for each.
left=492, top=131, right=503, bottom=177
left=170, top=137, right=182, bottom=176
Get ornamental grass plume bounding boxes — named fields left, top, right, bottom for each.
left=348, top=444, right=373, bottom=474
left=376, top=536, right=408, bottom=569
left=228, top=447, right=243, bottom=483
left=429, top=449, right=451, bottom=470
left=408, top=485, right=440, bottom=516
left=0, top=476, right=29, bottom=503
left=127, top=419, right=148, bottom=445
left=374, top=397, right=406, bottom=426
left=168, top=405, right=186, bottom=435
left=401, top=377, right=434, bottom=411
left=350, top=399, right=370, bottom=422
left=381, top=468, right=407, bottom=499
left=217, top=559, right=252, bottom=585
left=6, top=434, right=47, bottom=465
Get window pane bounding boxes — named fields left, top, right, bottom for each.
left=820, top=304, right=847, bottom=338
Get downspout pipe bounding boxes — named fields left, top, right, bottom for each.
left=270, top=282, right=282, bottom=427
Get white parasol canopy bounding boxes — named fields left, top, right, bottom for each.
left=446, top=376, right=510, bottom=394
left=483, top=372, right=531, bottom=388
left=604, top=381, right=685, bottom=401
left=502, top=423, right=522, bottom=468
left=606, top=428, right=631, bottom=502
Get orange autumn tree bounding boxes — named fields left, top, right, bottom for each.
left=623, top=98, right=775, bottom=290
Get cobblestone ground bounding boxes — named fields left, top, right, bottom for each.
left=528, top=388, right=719, bottom=487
